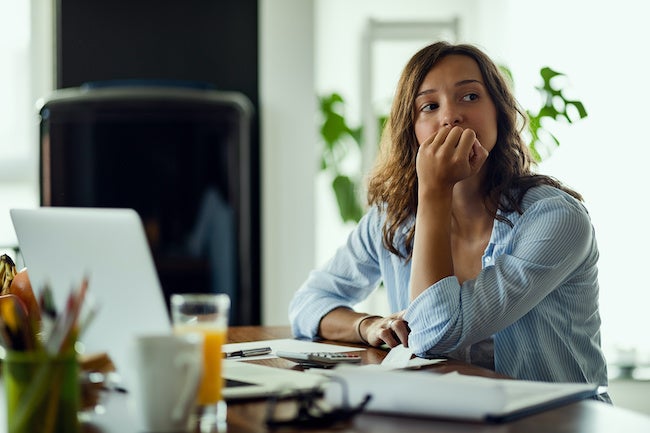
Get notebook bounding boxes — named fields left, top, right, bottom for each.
left=10, top=206, right=322, bottom=399
left=323, top=367, right=600, bottom=422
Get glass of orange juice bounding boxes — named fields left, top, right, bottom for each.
left=170, top=293, right=230, bottom=431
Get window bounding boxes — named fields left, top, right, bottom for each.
left=0, top=0, right=52, bottom=248
left=0, top=1, right=31, bottom=164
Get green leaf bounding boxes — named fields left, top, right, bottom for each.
left=549, top=132, right=560, bottom=147
left=540, top=67, right=563, bottom=85
left=317, top=92, right=366, bottom=223
left=319, top=155, right=327, bottom=171
left=332, top=175, right=363, bottom=223
left=320, top=93, right=344, bottom=114
left=498, top=64, right=515, bottom=90
left=567, top=100, right=588, bottom=119
left=349, top=126, right=363, bottom=147
left=529, top=141, right=542, bottom=163
left=538, top=105, right=560, bottom=120
left=378, top=114, right=388, bottom=132
left=321, top=113, right=348, bottom=148
left=525, top=66, right=588, bottom=162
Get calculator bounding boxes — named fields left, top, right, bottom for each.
left=276, top=351, right=362, bottom=367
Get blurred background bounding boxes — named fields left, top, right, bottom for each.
left=1, top=0, right=648, bottom=412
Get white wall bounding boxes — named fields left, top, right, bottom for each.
left=259, top=0, right=317, bottom=325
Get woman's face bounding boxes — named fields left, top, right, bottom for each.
left=413, top=54, right=498, bottom=153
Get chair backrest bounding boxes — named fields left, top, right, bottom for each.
left=38, top=85, right=259, bottom=324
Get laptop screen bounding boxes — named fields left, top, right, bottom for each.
left=10, top=207, right=172, bottom=385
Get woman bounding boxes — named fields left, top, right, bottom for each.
left=289, top=41, right=608, bottom=394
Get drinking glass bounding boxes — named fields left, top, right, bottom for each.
left=170, top=293, right=230, bottom=431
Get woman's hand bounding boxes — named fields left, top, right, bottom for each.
left=360, top=312, right=409, bottom=348
left=416, top=126, right=489, bottom=195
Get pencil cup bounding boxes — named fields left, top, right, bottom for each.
left=3, top=350, right=80, bottom=433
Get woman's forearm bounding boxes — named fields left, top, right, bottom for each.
left=318, top=307, right=376, bottom=342
left=409, top=190, right=454, bottom=300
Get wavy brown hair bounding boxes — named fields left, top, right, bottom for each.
left=367, top=41, right=582, bottom=260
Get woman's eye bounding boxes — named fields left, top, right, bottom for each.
left=421, top=103, right=438, bottom=112
left=462, top=93, right=479, bottom=102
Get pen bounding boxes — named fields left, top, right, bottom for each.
left=224, top=346, right=272, bottom=358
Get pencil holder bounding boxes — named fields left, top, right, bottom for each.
left=3, top=350, right=80, bottom=433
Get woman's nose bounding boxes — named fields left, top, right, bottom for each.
left=441, top=105, right=462, bottom=127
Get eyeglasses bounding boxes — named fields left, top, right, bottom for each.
left=265, top=377, right=372, bottom=429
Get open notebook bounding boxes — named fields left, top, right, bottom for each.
left=10, top=207, right=320, bottom=399
left=323, top=367, right=600, bottom=422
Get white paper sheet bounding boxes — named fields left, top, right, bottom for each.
left=380, top=344, right=413, bottom=368
left=350, top=344, right=445, bottom=370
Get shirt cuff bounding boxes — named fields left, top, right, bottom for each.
left=404, top=275, right=461, bottom=355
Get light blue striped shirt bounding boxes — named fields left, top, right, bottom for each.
left=289, top=185, right=609, bottom=392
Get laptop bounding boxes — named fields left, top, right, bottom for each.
left=223, top=360, right=324, bottom=400
left=10, top=206, right=323, bottom=399
left=10, top=207, right=171, bottom=383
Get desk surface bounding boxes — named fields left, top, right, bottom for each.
left=226, top=327, right=650, bottom=433
left=69, top=326, right=650, bottom=432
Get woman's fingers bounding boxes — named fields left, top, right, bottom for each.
left=378, top=317, right=410, bottom=348
left=418, top=126, right=488, bottom=186
left=432, top=126, right=462, bottom=151
left=378, top=327, right=401, bottom=347
left=365, top=315, right=410, bottom=348
left=469, top=138, right=489, bottom=170
left=421, top=125, right=456, bottom=148
left=456, top=128, right=476, bottom=153
left=390, top=318, right=410, bottom=348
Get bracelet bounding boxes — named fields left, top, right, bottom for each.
left=355, top=315, right=381, bottom=344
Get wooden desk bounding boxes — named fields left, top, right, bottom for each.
left=54, top=326, right=650, bottom=432
left=224, top=326, right=650, bottom=433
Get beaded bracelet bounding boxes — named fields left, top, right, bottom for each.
left=355, top=315, right=382, bottom=344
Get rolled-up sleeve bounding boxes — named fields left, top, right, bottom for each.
left=405, top=194, right=597, bottom=357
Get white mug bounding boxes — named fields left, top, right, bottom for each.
left=128, top=333, right=204, bottom=432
